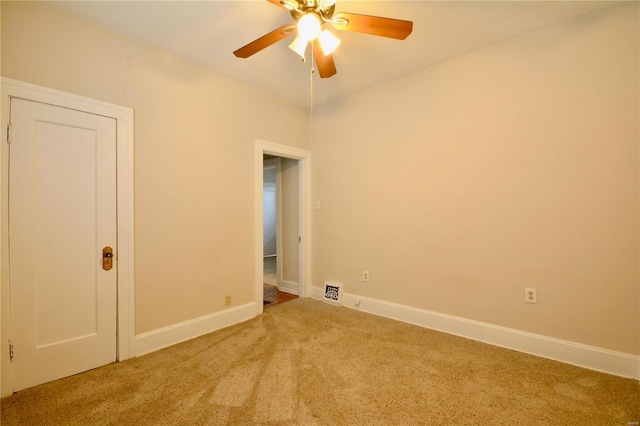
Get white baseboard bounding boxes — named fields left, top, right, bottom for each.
left=310, top=287, right=639, bottom=379
left=278, top=280, right=299, bottom=295
left=134, top=302, right=256, bottom=357
left=311, top=286, right=324, bottom=300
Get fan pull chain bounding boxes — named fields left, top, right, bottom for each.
left=309, top=41, right=315, bottom=141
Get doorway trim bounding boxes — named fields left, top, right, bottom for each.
left=0, top=78, right=135, bottom=396
left=254, top=140, right=310, bottom=315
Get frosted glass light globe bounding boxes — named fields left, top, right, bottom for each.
left=318, top=29, right=340, bottom=55
left=298, top=13, right=321, bottom=41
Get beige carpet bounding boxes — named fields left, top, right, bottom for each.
left=1, top=299, right=638, bottom=425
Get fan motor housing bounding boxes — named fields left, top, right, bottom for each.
left=290, top=4, right=335, bottom=22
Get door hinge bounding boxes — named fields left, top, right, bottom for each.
left=6, top=122, right=12, bottom=144
left=9, top=341, right=14, bottom=362
left=298, top=236, right=301, bottom=243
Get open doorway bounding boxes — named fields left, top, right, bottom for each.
left=254, top=140, right=310, bottom=316
left=263, top=158, right=278, bottom=288
left=262, top=155, right=299, bottom=308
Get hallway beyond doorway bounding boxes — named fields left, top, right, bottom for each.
left=263, top=256, right=277, bottom=286
left=263, top=256, right=297, bottom=307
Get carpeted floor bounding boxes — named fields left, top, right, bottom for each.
left=1, top=299, right=638, bottom=425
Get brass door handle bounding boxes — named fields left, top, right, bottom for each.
left=102, top=246, right=113, bottom=271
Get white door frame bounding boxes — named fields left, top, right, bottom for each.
left=0, top=78, right=135, bottom=396
left=254, top=140, right=310, bottom=315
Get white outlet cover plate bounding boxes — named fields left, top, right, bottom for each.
left=525, top=287, right=537, bottom=303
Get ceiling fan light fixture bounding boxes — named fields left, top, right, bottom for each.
left=233, top=0, right=414, bottom=79
left=288, top=34, right=308, bottom=61
left=318, top=29, right=340, bottom=55
left=317, top=0, right=336, bottom=10
left=279, top=0, right=298, bottom=11
left=298, top=13, right=321, bottom=41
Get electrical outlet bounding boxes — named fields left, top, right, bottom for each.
left=525, top=288, right=537, bottom=304
left=225, top=295, right=232, bottom=306
left=362, top=271, right=369, bottom=282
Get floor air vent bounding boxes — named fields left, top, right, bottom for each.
left=323, top=282, right=342, bottom=305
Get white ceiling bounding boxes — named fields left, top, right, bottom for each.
left=51, top=1, right=618, bottom=109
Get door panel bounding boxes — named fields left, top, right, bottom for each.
left=9, top=98, right=117, bottom=391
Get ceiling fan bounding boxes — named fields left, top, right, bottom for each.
left=233, top=0, right=413, bottom=78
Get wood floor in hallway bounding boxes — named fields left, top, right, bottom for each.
left=263, top=256, right=298, bottom=307
left=263, top=284, right=298, bottom=307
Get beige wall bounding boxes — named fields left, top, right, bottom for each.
left=2, top=1, right=638, bottom=359
left=1, top=1, right=308, bottom=333
left=311, top=4, right=639, bottom=355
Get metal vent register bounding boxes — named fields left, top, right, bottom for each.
left=323, top=282, right=342, bottom=305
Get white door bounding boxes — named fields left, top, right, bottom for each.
left=9, top=98, right=117, bottom=391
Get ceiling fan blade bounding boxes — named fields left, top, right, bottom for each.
left=332, top=12, right=413, bottom=40
left=233, top=25, right=296, bottom=58
left=313, top=40, right=337, bottom=78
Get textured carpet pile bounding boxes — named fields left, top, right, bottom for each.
left=1, top=298, right=638, bottom=425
